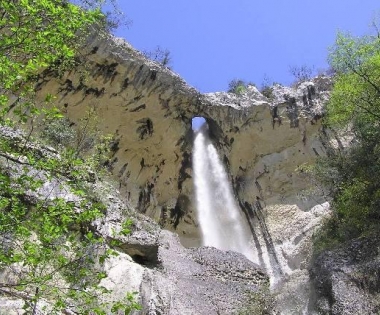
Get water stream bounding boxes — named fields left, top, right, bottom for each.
left=193, top=126, right=253, bottom=260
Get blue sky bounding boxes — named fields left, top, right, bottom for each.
left=113, top=1, right=379, bottom=93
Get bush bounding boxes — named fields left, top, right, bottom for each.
left=261, top=86, right=274, bottom=99
left=228, top=79, right=247, bottom=95
left=41, top=117, right=76, bottom=147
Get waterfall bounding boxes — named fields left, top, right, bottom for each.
left=193, top=127, right=253, bottom=260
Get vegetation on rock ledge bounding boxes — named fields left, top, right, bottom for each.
left=313, top=25, right=380, bottom=252
left=0, top=0, right=140, bottom=313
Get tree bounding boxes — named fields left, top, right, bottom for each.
left=313, top=28, right=380, bottom=251
left=327, top=32, right=380, bottom=126
left=143, top=46, right=172, bottom=67
left=288, top=64, right=314, bottom=84
left=0, top=0, right=101, bottom=124
left=0, top=1, right=140, bottom=313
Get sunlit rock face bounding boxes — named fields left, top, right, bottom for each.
left=35, top=33, right=204, bottom=245
left=35, top=33, right=334, bottom=312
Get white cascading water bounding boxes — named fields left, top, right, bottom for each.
left=193, top=126, right=253, bottom=260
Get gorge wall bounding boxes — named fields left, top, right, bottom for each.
left=34, top=33, right=335, bottom=313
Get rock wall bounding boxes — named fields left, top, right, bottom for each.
left=310, top=235, right=380, bottom=314
left=34, top=33, right=335, bottom=313
left=0, top=126, right=272, bottom=315
left=35, top=33, right=203, bottom=245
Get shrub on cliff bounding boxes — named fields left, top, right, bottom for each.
left=228, top=79, right=248, bottom=95
left=143, top=46, right=172, bottom=67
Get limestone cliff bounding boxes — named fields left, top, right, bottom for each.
left=35, top=34, right=330, bottom=236
left=33, top=32, right=335, bottom=313
left=0, top=126, right=271, bottom=315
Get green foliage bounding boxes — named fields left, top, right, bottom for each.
left=260, top=75, right=280, bottom=100
left=41, top=106, right=114, bottom=174
left=0, top=0, right=140, bottom=313
left=0, top=130, right=140, bottom=313
left=0, top=0, right=101, bottom=128
left=0, top=0, right=101, bottom=89
left=228, top=79, right=247, bottom=95
left=41, top=117, right=76, bottom=147
left=326, top=33, right=380, bottom=126
left=120, top=219, right=133, bottom=236
left=313, top=28, right=380, bottom=253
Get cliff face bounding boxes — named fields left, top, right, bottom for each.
left=0, top=126, right=270, bottom=314
left=33, top=33, right=335, bottom=313
left=35, top=33, right=330, bottom=237
left=35, top=33, right=202, bottom=244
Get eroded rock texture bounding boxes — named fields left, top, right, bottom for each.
left=310, top=235, right=380, bottom=315
left=35, top=33, right=203, bottom=245
left=91, top=186, right=272, bottom=315
left=35, top=33, right=330, bottom=237
left=33, top=33, right=335, bottom=313
left=0, top=128, right=272, bottom=315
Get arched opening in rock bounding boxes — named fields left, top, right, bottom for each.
left=192, top=116, right=207, bottom=131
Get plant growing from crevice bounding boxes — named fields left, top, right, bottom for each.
left=143, top=46, right=172, bottom=67
left=289, top=64, right=315, bottom=85
left=260, top=75, right=276, bottom=99
left=228, top=79, right=247, bottom=95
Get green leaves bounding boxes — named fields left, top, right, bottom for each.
left=120, top=219, right=133, bottom=236
left=0, top=0, right=102, bottom=124
left=314, top=27, right=380, bottom=252
left=0, top=114, right=140, bottom=313
left=0, top=1, right=140, bottom=312
left=326, top=32, right=380, bottom=127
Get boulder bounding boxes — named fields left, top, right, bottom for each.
left=310, top=234, right=380, bottom=314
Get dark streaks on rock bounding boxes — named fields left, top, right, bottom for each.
left=285, top=96, right=299, bottom=128
left=90, top=46, right=99, bottom=54
left=94, top=61, right=119, bottom=82
left=136, top=118, right=153, bottom=139
left=150, top=70, right=157, bottom=81
left=130, top=104, right=146, bottom=112
left=178, top=151, right=191, bottom=190
left=84, top=87, right=105, bottom=97
left=118, top=163, right=128, bottom=177
left=137, top=181, right=154, bottom=213
left=170, top=194, right=190, bottom=229
left=121, top=77, right=129, bottom=90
